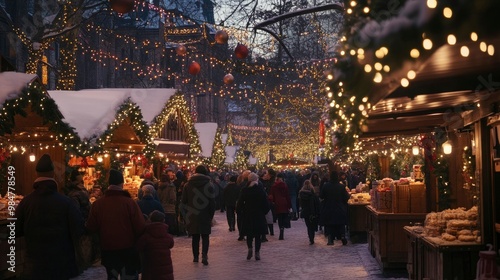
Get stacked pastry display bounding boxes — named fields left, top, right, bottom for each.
left=424, top=206, right=480, bottom=243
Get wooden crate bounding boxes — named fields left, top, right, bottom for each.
left=392, top=183, right=410, bottom=213
left=377, top=191, right=392, bottom=213
left=409, top=183, right=426, bottom=213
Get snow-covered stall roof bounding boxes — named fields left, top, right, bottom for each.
left=224, top=145, right=238, bottom=164
left=48, top=88, right=177, bottom=139
left=194, top=122, right=218, bottom=158
left=0, top=72, right=38, bottom=105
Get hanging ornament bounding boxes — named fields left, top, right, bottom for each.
left=188, top=61, right=201, bottom=75
left=215, top=30, right=229, bottom=44
left=110, top=0, right=135, bottom=14
left=175, top=44, right=187, bottom=56
left=223, top=73, right=234, bottom=84
left=234, top=44, right=249, bottom=59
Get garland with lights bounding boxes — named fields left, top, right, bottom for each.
left=389, top=152, right=424, bottom=179
left=233, top=147, right=248, bottom=171
left=462, top=145, right=475, bottom=190
left=325, top=0, right=500, bottom=149
left=94, top=98, right=155, bottom=160
left=149, top=92, right=201, bottom=158
left=0, top=148, right=11, bottom=194
left=365, top=154, right=381, bottom=185
left=434, top=155, right=451, bottom=210
left=0, top=82, right=84, bottom=156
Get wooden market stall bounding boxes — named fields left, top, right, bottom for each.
left=0, top=72, right=82, bottom=278
left=332, top=1, right=500, bottom=276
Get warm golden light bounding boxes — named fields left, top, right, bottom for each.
left=460, top=46, right=470, bottom=57
left=470, top=32, right=478, bottom=42
left=443, top=7, right=453, bottom=18
left=407, top=70, right=416, bottom=79
left=423, top=39, right=433, bottom=50
left=488, top=45, right=495, bottom=56
left=427, top=0, right=437, bottom=8
left=480, top=42, right=487, bottom=52
left=412, top=146, right=420, bottom=155
left=29, top=153, right=36, bottom=162
left=373, top=72, right=383, bottom=83
left=410, top=49, right=420, bottom=58
left=364, top=64, right=372, bottom=72
left=401, top=78, right=409, bottom=87
left=442, top=140, right=452, bottom=154
left=447, top=34, right=456, bottom=45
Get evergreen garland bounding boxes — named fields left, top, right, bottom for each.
left=434, top=155, right=451, bottom=210
left=366, top=154, right=381, bottom=184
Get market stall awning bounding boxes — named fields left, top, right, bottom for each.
left=194, top=122, right=218, bottom=158
left=362, top=38, right=500, bottom=138
left=154, top=139, right=190, bottom=158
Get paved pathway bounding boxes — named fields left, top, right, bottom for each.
left=73, top=211, right=407, bottom=280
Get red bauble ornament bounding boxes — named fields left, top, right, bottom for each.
left=110, top=0, right=135, bottom=14
left=234, top=44, right=249, bottom=59
left=176, top=44, right=187, bottom=56
left=188, top=61, right=201, bottom=75
left=223, top=73, right=234, bottom=84
left=215, top=30, right=229, bottom=44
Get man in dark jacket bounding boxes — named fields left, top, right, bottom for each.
left=319, top=170, right=350, bottom=245
left=223, top=175, right=240, bottom=232
left=181, top=165, right=215, bottom=265
left=86, top=169, right=146, bottom=279
left=16, top=154, right=84, bottom=279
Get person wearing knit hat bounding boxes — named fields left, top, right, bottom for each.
left=87, top=168, right=146, bottom=279
left=16, top=154, right=84, bottom=278
left=35, top=153, right=55, bottom=177
left=236, top=172, right=270, bottom=261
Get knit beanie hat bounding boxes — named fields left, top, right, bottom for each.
left=195, top=165, right=208, bottom=175
left=149, top=210, right=165, bottom=222
left=109, top=169, right=124, bottom=186
left=36, top=154, right=54, bottom=172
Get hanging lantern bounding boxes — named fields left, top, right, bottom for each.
left=442, top=140, right=452, bottom=154
left=223, top=73, right=234, bottom=84
left=412, top=145, right=420, bottom=155
left=188, top=61, right=201, bottom=75
left=29, top=153, right=36, bottom=162
left=110, top=0, right=135, bottom=13
left=234, top=44, right=249, bottom=59
left=175, top=44, right=187, bottom=56
left=215, top=30, right=229, bottom=44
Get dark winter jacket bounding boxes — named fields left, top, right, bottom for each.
left=137, top=195, right=165, bottom=218
left=157, top=182, right=176, bottom=214
left=86, top=188, right=146, bottom=251
left=181, top=173, right=216, bottom=235
left=16, top=177, right=84, bottom=279
left=67, top=182, right=91, bottom=221
left=269, top=181, right=292, bottom=214
left=319, top=181, right=349, bottom=226
left=236, top=181, right=270, bottom=236
left=299, top=189, right=321, bottom=227
left=223, top=182, right=241, bottom=208
left=136, top=222, right=174, bottom=280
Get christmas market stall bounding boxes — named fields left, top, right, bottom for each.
left=325, top=0, right=500, bottom=277
left=49, top=89, right=156, bottom=199
left=0, top=72, right=82, bottom=278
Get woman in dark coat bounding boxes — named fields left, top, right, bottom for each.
left=137, top=211, right=174, bottom=280
left=319, top=170, right=350, bottom=245
left=299, top=179, right=321, bottom=245
left=236, top=173, right=270, bottom=261
left=180, top=165, right=215, bottom=265
left=269, top=173, right=292, bottom=240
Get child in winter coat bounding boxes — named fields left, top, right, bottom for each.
left=137, top=210, right=175, bottom=280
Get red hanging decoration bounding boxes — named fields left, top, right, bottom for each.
left=80, top=157, right=89, bottom=168
left=175, top=44, right=187, bottom=56
left=234, top=44, right=249, bottom=59
left=319, top=120, right=325, bottom=146
left=223, top=73, right=234, bottom=84
left=188, top=61, right=201, bottom=75
left=110, top=0, right=135, bottom=14
left=215, top=30, right=229, bottom=44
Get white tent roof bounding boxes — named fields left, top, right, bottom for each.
left=194, top=122, right=218, bottom=158
left=224, top=145, right=238, bottom=164
left=0, top=72, right=38, bottom=106
left=49, top=88, right=176, bottom=139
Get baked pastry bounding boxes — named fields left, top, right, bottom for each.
left=442, top=233, right=457, bottom=241
left=458, top=229, right=472, bottom=236
left=458, top=234, right=476, bottom=242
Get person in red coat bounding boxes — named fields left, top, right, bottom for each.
left=137, top=210, right=174, bottom=280
left=269, top=173, right=292, bottom=240
left=86, top=169, right=146, bottom=279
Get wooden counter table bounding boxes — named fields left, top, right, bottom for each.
left=348, top=202, right=370, bottom=243
left=404, top=226, right=484, bottom=280
left=367, top=206, right=426, bottom=271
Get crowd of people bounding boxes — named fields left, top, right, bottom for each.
left=15, top=153, right=361, bottom=279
